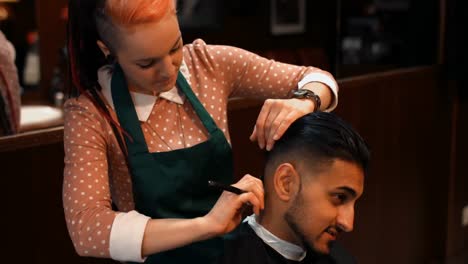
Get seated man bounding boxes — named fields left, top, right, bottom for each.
left=219, top=112, right=370, bottom=264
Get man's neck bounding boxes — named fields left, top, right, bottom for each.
left=246, top=215, right=307, bottom=262
left=257, top=209, right=304, bottom=248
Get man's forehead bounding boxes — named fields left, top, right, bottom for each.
left=303, top=159, right=364, bottom=195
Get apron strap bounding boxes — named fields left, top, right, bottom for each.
left=176, top=71, right=218, bottom=134
left=111, top=64, right=149, bottom=155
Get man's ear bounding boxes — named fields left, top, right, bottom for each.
left=273, top=163, right=301, bottom=202
left=96, top=40, right=111, bottom=57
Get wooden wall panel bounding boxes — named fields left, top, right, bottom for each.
left=445, top=0, right=468, bottom=261
left=228, top=99, right=265, bottom=181
left=2, top=141, right=117, bottom=263
left=445, top=90, right=468, bottom=263
left=334, top=66, right=451, bottom=264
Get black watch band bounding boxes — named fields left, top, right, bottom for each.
left=291, top=89, right=322, bottom=112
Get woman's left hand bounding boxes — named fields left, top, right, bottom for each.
left=249, top=98, right=315, bottom=151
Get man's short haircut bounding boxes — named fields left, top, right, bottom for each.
left=265, top=112, right=370, bottom=177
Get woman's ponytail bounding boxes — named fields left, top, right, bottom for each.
left=67, top=0, right=106, bottom=96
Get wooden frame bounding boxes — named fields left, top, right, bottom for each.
left=176, top=0, right=223, bottom=31
left=270, top=0, right=306, bottom=35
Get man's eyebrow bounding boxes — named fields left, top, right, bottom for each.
left=336, top=186, right=357, bottom=198
left=135, top=35, right=182, bottom=63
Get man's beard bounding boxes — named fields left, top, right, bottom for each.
left=284, top=191, right=333, bottom=256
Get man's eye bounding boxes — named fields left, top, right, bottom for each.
left=333, top=194, right=348, bottom=204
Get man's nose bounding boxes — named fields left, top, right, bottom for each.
left=337, top=206, right=355, bottom=232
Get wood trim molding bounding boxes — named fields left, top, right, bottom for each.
left=0, top=126, right=63, bottom=152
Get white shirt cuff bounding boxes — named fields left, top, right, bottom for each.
left=298, top=72, right=339, bottom=112
left=109, top=210, right=150, bottom=262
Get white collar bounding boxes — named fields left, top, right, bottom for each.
left=97, top=60, right=191, bottom=122
left=245, top=215, right=307, bottom=261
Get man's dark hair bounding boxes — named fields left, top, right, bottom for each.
left=265, top=112, right=370, bottom=177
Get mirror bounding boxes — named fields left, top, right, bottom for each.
left=1, top=0, right=35, bottom=135
left=336, top=0, right=440, bottom=78
left=0, top=0, right=39, bottom=98
left=1, top=0, right=67, bottom=136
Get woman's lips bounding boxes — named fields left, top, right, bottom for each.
left=155, top=76, right=175, bottom=86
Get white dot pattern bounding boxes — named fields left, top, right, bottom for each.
left=62, top=38, right=336, bottom=258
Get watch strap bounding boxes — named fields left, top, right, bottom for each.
left=291, top=89, right=321, bottom=112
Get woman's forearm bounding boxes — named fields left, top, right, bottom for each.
left=141, top=217, right=217, bottom=257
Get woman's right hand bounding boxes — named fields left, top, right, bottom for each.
left=203, top=174, right=264, bottom=236
left=140, top=174, right=263, bottom=256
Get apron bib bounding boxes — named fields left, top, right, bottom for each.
left=111, top=65, right=233, bottom=263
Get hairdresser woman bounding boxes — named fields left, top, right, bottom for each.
left=62, top=0, right=339, bottom=263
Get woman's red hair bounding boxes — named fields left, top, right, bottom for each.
left=105, top=0, right=172, bottom=27
left=67, top=0, right=174, bottom=155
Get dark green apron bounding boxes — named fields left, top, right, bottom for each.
left=111, top=64, right=233, bottom=263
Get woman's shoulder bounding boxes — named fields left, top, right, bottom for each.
left=183, top=39, right=256, bottom=74
left=186, top=38, right=246, bottom=51
left=63, top=93, right=113, bottom=141
left=183, top=38, right=209, bottom=50
left=183, top=38, right=242, bottom=58
left=183, top=39, right=210, bottom=61
left=64, top=93, right=105, bottom=121
left=64, top=93, right=94, bottom=111
left=182, top=39, right=215, bottom=74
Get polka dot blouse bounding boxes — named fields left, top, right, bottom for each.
left=62, top=39, right=338, bottom=261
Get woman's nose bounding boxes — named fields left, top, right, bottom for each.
left=157, top=55, right=175, bottom=78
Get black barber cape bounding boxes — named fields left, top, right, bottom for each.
left=217, top=222, right=356, bottom=264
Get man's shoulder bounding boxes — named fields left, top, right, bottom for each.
left=327, top=242, right=357, bottom=264
left=301, top=242, right=356, bottom=264
left=218, top=222, right=357, bottom=264
left=218, top=222, right=268, bottom=264
left=223, top=222, right=263, bottom=252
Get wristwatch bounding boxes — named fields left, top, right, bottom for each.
left=291, top=89, right=321, bottom=112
